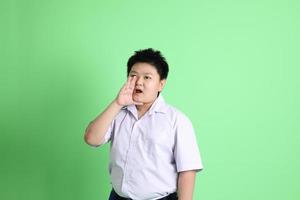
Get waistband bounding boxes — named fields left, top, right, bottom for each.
left=109, top=189, right=178, bottom=200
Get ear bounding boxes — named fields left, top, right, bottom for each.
left=158, top=79, right=167, bottom=92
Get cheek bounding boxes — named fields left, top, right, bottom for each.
left=144, top=81, right=161, bottom=91
left=149, top=84, right=161, bottom=92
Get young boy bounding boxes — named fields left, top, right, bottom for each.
left=84, top=48, right=203, bottom=200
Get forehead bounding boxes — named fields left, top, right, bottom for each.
left=130, top=62, right=158, bottom=75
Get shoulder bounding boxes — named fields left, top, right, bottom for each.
left=163, top=102, right=193, bottom=128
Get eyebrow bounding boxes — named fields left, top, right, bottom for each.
left=130, top=71, right=153, bottom=75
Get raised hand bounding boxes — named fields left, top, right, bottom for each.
left=115, top=76, right=143, bottom=106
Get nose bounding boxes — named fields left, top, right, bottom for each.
left=135, top=76, right=143, bottom=86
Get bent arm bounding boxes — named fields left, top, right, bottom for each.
left=84, top=99, right=122, bottom=146
left=84, top=76, right=141, bottom=147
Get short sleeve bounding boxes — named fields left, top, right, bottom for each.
left=101, top=119, right=114, bottom=144
left=87, top=119, right=115, bottom=148
left=173, top=113, right=204, bottom=172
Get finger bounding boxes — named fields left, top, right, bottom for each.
left=127, top=76, right=133, bottom=82
left=128, top=76, right=137, bottom=90
left=126, top=76, right=132, bottom=85
left=123, top=76, right=132, bottom=90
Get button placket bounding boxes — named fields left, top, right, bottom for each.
left=121, top=120, right=139, bottom=193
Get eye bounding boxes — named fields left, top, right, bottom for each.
left=130, top=74, right=136, bottom=77
left=145, top=76, right=151, bottom=79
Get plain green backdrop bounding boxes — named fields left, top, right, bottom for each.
left=1, top=0, right=299, bottom=199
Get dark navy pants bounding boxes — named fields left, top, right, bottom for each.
left=108, top=189, right=178, bottom=200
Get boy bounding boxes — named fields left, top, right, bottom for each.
left=84, top=48, right=203, bottom=200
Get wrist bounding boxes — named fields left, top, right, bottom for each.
left=113, top=99, right=124, bottom=108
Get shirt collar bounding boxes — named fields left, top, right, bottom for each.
left=148, top=94, right=167, bottom=115
left=122, top=94, right=167, bottom=118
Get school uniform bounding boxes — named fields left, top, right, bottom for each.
left=91, top=94, right=203, bottom=200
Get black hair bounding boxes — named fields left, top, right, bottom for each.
left=127, top=48, right=169, bottom=80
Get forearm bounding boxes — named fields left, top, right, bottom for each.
left=84, top=99, right=122, bottom=146
left=177, top=170, right=196, bottom=200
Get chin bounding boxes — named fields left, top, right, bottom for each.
left=133, top=95, right=142, bottom=102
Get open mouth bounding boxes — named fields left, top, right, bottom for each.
left=135, top=89, right=143, bottom=93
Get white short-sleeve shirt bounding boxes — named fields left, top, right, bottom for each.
left=92, top=94, right=203, bottom=200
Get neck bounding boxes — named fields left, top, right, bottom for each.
left=136, top=102, right=152, bottom=112
left=135, top=95, right=159, bottom=116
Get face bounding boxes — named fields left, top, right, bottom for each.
left=128, top=62, right=166, bottom=105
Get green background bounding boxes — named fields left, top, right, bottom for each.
left=1, top=0, right=299, bottom=199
